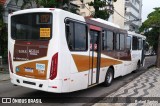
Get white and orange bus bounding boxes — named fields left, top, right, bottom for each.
left=8, top=8, right=146, bottom=93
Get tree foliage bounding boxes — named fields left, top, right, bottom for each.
left=140, top=8, right=160, bottom=31
left=88, top=0, right=116, bottom=20
left=0, top=4, right=7, bottom=63
left=139, top=8, right=160, bottom=52
left=139, top=7, right=160, bottom=67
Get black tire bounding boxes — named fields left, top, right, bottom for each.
left=103, top=68, right=114, bottom=87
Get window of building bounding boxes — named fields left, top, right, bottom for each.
left=66, top=21, right=87, bottom=51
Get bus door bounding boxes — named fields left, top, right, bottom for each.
left=89, top=26, right=101, bottom=86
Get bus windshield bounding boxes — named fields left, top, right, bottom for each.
left=11, top=13, right=52, bottom=40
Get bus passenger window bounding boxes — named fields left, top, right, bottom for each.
left=120, top=34, right=125, bottom=50
left=74, top=23, right=87, bottom=50
left=138, top=38, right=142, bottom=50
left=107, top=31, right=114, bottom=50
left=116, top=34, right=120, bottom=50
left=66, top=21, right=87, bottom=51
left=103, top=30, right=113, bottom=51
left=66, top=21, right=74, bottom=50
left=126, top=36, right=131, bottom=50
left=132, top=36, right=138, bottom=50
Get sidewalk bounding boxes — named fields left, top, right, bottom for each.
left=0, top=64, right=10, bottom=81
left=94, top=68, right=160, bottom=106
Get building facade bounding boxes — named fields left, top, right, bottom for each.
left=70, top=0, right=95, bottom=17
left=2, top=0, right=142, bottom=32
left=111, top=0, right=125, bottom=28
left=124, top=0, right=142, bottom=32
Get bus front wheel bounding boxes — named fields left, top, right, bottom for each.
left=103, top=68, right=114, bottom=87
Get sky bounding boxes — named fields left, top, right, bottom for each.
left=142, top=0, right=160, bottom=22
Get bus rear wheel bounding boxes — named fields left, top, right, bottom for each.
left=103, top=68, right=114, bottom=87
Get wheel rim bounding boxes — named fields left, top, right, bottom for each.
left=107, top=72, right=112, bottom=84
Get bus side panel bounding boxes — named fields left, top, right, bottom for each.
left=70, top=71, right=89, bottom=92
left=55, top=11, right=71, bottom=92
left=123, top=61, right=133, bottom=75
left=98, top=67, right=108, bottom=83
left=131, top=50, right=142, bottom=70
left=69, top=53, right=90, bottom=92
left=57, top=11, right=89, bottom=92
left=114, top=64, right=125, bottom=77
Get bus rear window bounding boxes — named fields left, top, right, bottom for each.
left=11, top=13, right=52, bottom=40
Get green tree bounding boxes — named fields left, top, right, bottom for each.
left=15, top=0, right=41, bottom=9
left=0, top=4, right=8, bottom=63
left=139, top=7, right=160, bottom=67
left=89, top=0, right=117, bottom=20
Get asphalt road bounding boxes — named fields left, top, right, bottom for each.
left=0, top=56, right=156, bottom=106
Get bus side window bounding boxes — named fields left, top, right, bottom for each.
left=120, top=34, right=125, bottom=50
left=102, top=30, right=114, bottom=51
left=126, top=36, right=131, bottom=50
left=116, top=34, right=120, bottom=50
left=116, top=33, right=125, bottom=50
left=66, top=21, right=74, bottom=50
left=66, top=21, right=87, bottom=51
left=74, top=23, right=87, bottom=51
left=102, top=31, right=105, bottom=50
left=132, top=36, right=138, bottom=50
left=138, top=38, right=142, bottom=50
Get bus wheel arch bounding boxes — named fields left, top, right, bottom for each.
left=103, top=66, right=114, bottom=87
left=137, top=60, right=141, bottom=70
left=133, top=60, right=141, bottom=73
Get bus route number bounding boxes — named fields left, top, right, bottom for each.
left=39, top=14, right=50, bottom=23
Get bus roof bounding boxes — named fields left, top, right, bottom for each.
left=128, top=31, right=146, bottom=39
left=91, top=18, right=120, bottom=28
left=85, top=18, right=127, bottom=34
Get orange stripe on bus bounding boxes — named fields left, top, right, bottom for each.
left=15, top=60, right=48, bottom=80
left=72, top=54, right=122, bottom=72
